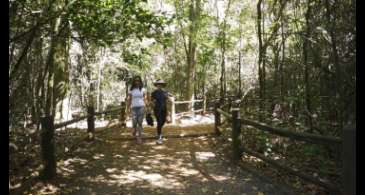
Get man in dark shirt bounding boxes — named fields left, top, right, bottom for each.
left=151, top=79, right=171, bottom=144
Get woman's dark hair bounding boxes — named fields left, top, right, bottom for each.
left=130, top=75, right=144, bottom=90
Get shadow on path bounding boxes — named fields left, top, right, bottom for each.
left=34, top=125, right=300, bottom=195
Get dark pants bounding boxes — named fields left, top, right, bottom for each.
left=154, top=107, right=167, bottom=136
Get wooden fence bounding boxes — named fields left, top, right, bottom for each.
left=214, top=100, right=355, bottom=195
left=170, top=96, right=207, bottom=125
left=40, top=106, right=122, bottom=180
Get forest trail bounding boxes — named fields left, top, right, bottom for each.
left=32, top=124, right=299, bottom=195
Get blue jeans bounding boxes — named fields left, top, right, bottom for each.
left=132, top=106, right=144, bottom=137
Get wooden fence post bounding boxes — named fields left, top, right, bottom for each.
left=171, top=96, right=176, bottom=125
left=342, top=125, right=356, bottom=195
left=87, top=106, right=95, bottom=141
left=214, top=102, right=221, bottom=136
left=120, top=101, right=126, bottom=127
left=232, top=107, right=242, bottom=162
left=203, top=96, right=207, bottom=114
left=40, top=116, right=56, bottom=180
left=191, top=98, right=195, bottom=117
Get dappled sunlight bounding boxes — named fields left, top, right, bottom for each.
left=176, top=167, right=200, bottom=177
left=144, top=158, right=163, bottom=166
left=63, top=157, right=88, bottom=166
left=113, top=154, right=123, bottom=159
left=28, top=125, right=298, bottom=194
left=106, top=170, right=185, bottom=189
left=38, top=184, right=60, bottom=194
left=93, top=153, right=105, bottom=160
left=57, top=165, right=75, bottom=176
left=175, top=151, right=190, bottom=155
left=89, top=174, right=108, bottom=183
left=195, top=151, right=216, bottom=162
left=106, top=168, right=118, bottom=173
left=209, top=174, right=230, bottom=181
left=141, top=165, right=152, bottom=170
left=152, top=145, right=168, bottom=150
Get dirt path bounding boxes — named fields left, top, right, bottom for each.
left=32, top=125, right=299, bottom=195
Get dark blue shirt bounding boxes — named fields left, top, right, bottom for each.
left=151, top=89, right=169, bottom=109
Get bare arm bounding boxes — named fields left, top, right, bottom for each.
left=127, top=94, right=132, bottom=113
left=167, top=92, right=174, bottom=102
left=144, top=93, right=149, bottom=109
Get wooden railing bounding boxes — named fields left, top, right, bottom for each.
left=170, top=96, right=207, bottom=125
left=39, top=105, right=123, bottom=180
left=214, top=100, right=355, bottom=195
left=52, top=106, right=122, bottom=137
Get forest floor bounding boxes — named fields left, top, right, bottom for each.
left=16, top=123, right=303, bottom=195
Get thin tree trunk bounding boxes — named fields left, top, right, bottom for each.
left=185, top=0, right=200, bottom=109
left=96, top=49, right=103, bottom=112
left=238, top=15, right=243, bottom=98
left=217, top=0, right=232, bottom=103
left=280, top=10, right=285, bottom=103
left=257, top=0, right=264, bottom=120
left=238, top=51, right=242, bottom=97
left=325, top=0, right=343, bottom=127
left=303, top=0, right=313, bottom=131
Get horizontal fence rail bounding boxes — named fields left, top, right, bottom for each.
left=54, top=115, right=89, bottom=129
left=242, top=147, right=339, bottom=192
left=170, top=97, right=207, bottom=125
left=241, top=119, right=342, bottom=146
left=174, top=99, right=204, bottom=104
left=39, top=105, right=124, bottom=181
left=213, top=98, right=355, bottom=195
left=217, top=108, right=232, bottom=120
left=54, top=106, right=122, bottom=129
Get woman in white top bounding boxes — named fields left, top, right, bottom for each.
left=127, top=76, right=148, bottom=144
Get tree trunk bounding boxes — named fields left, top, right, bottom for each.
left=303, top=0, right=313, bottom=131
left=185, top=0, right=201, bottom=109
left=280, top=10, right=285, bottom=103
left=325, top=0, right=343, bottom=127
left=238, top=51, right=242, bottom=97
left=41, top=0, right=70, bottom=180
left=257, top=0, right=264, bottom=120
left=217, top=0, right=232, bottom=104
left=96, top=49, right=103, bottom=112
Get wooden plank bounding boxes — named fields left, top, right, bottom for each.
left=243, top=148, right=340, bottom=194
left=241, top=119, right=341, bottom=146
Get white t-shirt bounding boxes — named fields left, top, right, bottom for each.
left=129, top=88, right=146, bottom=108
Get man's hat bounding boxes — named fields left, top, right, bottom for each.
left=153, top=79, right=167, bottom=86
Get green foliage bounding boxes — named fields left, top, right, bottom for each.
left=68, top=0, right=168, bottom=46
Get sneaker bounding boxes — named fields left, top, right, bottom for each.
left=156, top=137, right=163, bottom=144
